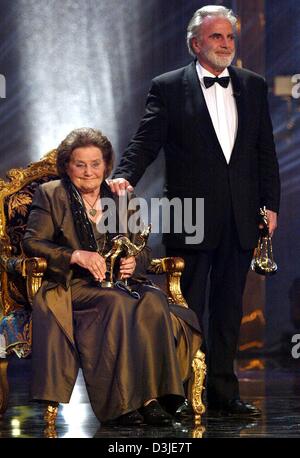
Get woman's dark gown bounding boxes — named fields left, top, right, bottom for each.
left=70, top=223, right=201, bottom=422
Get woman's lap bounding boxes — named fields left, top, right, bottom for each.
left=70, top=278, right=185, bottom=421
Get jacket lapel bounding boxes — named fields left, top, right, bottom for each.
left=184, top=62, right=245, bottom=165
left=58, top=185, right=82, bottom=251
left=184, top=61, right=227, bottom=165
left=228, top=66, right=244, bottom=165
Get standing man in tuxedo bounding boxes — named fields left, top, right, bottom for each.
left=109, top=5, right=280, bottom=416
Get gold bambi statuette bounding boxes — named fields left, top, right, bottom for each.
left=101, top=224, right=151, bottom=287
left=251, top=206, right=277, bottom=276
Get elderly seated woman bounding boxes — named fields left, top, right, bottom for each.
left=23, top=127, right=201, bottom=426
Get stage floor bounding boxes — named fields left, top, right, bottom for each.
left=1, top=356, right=300, bottom=439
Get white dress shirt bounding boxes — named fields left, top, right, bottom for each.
left=196, top=61, right=238, bottom=164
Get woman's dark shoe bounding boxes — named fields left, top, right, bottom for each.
left=139, top=400, right=174, bottom=426
left=102, top=409, right=144, bottom=426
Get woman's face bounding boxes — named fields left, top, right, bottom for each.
left=66, top=146, right=106, bottom=193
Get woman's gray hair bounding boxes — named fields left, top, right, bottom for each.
left=56, top=127, right=114, bottom=179
left=186, top=5, right=238, bottom=57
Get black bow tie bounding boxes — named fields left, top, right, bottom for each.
left=203, top=76, right=230, bottom=89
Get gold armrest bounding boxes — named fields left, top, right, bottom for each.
left=148, top=257, right=187, bottom=307
left=0, top=254, right=46, bottom=276
left=22, top=257, right=47, bottom=306
left=0, top=254, right=46, bottom=309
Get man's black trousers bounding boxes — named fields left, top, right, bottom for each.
left=166, top=209, right=254, bottom=406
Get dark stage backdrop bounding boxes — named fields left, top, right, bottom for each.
left=0, top=0, right=299, bottom=352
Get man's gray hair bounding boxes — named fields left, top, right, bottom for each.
left=187, top=5, right=238, bottom=57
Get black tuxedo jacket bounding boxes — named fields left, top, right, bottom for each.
left=113, top=61, right=280, bottom=250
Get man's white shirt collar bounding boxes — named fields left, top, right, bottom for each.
left=196, top=61, right=230, bottom=89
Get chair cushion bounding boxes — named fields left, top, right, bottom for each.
left=0, top=310, right=31, bottom=358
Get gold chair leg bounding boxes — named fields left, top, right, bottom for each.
left=43, top=403, right=59, bottom=438
left=188, top=349, right=207, bottom=422
left=192, top=424, right=206, bottom=438
left=0, top=358, right=9, bottom=415
left=44, top=426, right=58, bottom=438
left=44, top=402, right=59, bottom=425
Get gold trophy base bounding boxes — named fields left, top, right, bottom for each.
left=101, top=280, right=114, bottom=288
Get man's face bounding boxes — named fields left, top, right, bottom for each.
left=192, top=16, right=236, bottom=74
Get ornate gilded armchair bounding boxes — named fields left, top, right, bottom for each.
left=0, top=151, right=206, bottom=425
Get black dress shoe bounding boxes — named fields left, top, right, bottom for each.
left=208, top=399, right=261, bottom=417
left=102, top=409, right=144, bottom=426
left=175, top=399, right=194, bottom=419
left=226, top=399, right=261, bottom=416
left=139, top=400, right=174, bottom=426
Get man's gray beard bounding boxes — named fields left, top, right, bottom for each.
left=205, top=50, right=235, bottom=70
